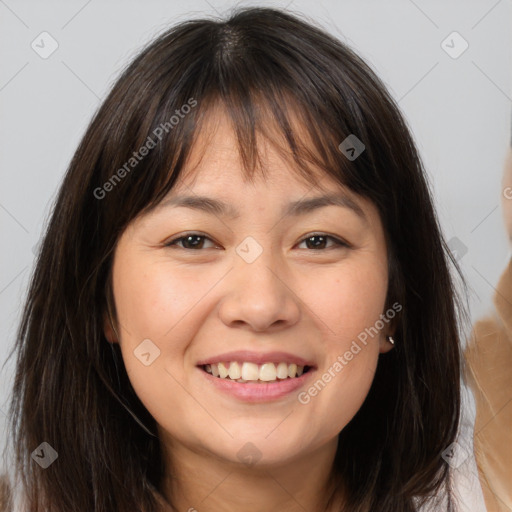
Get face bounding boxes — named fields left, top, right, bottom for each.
left=106, top=109, right=393, bottom=470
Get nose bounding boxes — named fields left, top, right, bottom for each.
left=218, top=245, right=301, bottom=332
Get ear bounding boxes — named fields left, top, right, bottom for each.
left=379, top=314, right=398, bottom=354
left=103, top=312, right=118, bottom=344
left=379, top=333, right=395, bottom=354
left=378, top=300, right=401, bottom=353
left=103, top=278, right=119, bottom=344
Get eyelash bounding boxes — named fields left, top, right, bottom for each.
left=163, top=232, right=350, bottom=251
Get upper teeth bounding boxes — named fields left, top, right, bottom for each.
left=204, top=362, right=306, bottom=382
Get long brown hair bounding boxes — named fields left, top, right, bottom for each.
left=6, top=7, right=464, bottom=511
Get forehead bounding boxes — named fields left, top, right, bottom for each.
left=148, top=103, right=384, bottom=229
left=173, top=103, right=337, bottom=193
left=138, top=99, right=385, bottom=236
left=152, top=109, right=379, bottom=228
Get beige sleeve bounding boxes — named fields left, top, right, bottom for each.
left=464, top=256, right=512, bottom=512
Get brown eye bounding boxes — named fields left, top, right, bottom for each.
left=297, top=234, right=349, bottom=250
left=164, top=233, right=217, bottom=250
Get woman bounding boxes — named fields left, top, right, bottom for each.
left=5, top=7, right=464, bottom=511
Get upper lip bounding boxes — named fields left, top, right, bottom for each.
left=196, top=350, right=316, bottom=368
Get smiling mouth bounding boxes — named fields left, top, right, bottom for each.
left=200, top=361, right=313, bottom=383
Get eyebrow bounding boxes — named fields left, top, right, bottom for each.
left=157, top=193, right=367, bottom=222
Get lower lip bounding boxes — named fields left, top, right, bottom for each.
left=198, top=367, right=315, bottom=403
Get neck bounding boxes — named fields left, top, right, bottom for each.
left=157, top=434, right=346, bottom=512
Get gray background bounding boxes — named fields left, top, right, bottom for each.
left=1, top=0, right=511, bottom=502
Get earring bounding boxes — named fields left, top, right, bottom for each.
left=387, top=335, right=395, bottom=345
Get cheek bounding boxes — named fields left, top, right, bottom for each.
left=296, top=262, right=387, bottom=432
left=306, top=262, right=388, bottom=338
left=113, top=256, right=207, bottom=342
left=111, top=255, right=215, bottom=429
left=299, top=326, right=381, bottom=443
left=301, top=357, right=377, bottom=445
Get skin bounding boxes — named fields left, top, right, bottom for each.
left=105, top=108, right=394, bottom=512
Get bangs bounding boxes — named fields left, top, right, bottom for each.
left=92, top=16, right=383, bottom=227
left=142, top=90, right=354, bottom=211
